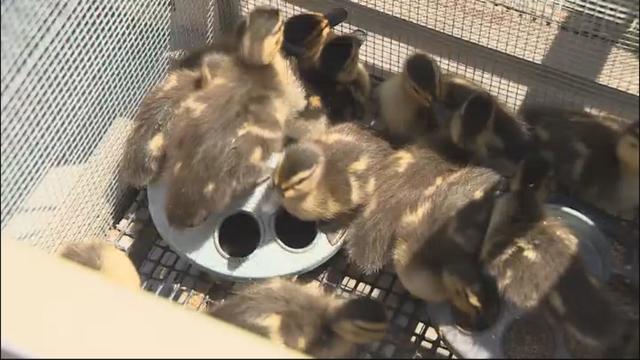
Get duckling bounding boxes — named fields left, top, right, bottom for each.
left=164, top=7, right=306, bottom=228
left=375, top=52, right=490, bottom=146
left=272, top=122, right=393, bottom=222
left=448, top=92, right=531, bottom=175
left=388, top=155, right=505, bottom=323
left=58, top=240, right=140, bottom=291
left=174, top=8, right=348, bottom=71
left=282, top=8, right=347, bottom=61
left=522, top=107, right=639, bottom=220
left=296, top=31, right=370, bottom=124
left=209, top=278, right=388, bottom=358
left=119, top=66, right=204, bottom=188
left=480, top=154, right=628, bottom=349
left=375, top=53, right=442, bottom=145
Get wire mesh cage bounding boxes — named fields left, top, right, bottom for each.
left=1, top=0, right=638, bottom=358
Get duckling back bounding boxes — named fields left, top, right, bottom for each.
left=209, top=278, right=388, bottom=358
left=58, top=240, right=140, bottom=291
left=120, top=67, right=203, bottom=188
left=164, top=53, right=303, bottom=228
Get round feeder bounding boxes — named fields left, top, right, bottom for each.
left=147, top=154, right=344, bottom=281
left=428, top=204, right=611, bottom=359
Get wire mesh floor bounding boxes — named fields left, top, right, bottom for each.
left=110, top=190, right=456, bottom=359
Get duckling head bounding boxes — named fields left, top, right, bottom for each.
left=318, top=30, right=366, bottom=82
left=450, top=92, right=495, bottom=149
left=617, top=120, right=639, bottom=173
left=511, top=152, right=554, bottom=207
left=402, top=52, right=441, bottom=106
left=283, top=12, right=334, bottom=61
left=273, top=142, right=326, bottom=200
left=238, top=7, right=284, bottom=66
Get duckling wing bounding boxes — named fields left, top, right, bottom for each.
left=120, top=69, right=200, bottom=187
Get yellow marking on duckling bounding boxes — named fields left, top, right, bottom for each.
left=173, top=161, right=182, bottom=175
left=364, top=196, right=378, bottom=217
left=349, top=175, right=363, bottom=204
left=203, top=182, right=216, bottom=196
left=348, top=156, right=369, bottom=173
left=237, top=123, right=282, bottom=139
left=548, top=291, right=565, bottom=314
left=147, top=133, right=165, bottom=157
left=322, top=132, right=357, bottom=144
left=179, top=97, right=207, bottom=117
left=571, top=140, right=590, bottom=181
left=515, top=239, right=538, bottom=261
left=259, top=314, right=284, bottom=344
left=365, top=178, right=376, bottom=195
left=473, top=188, right=485, bottom=200
left=160, top=73, right=178, bottom=92
left=392, top=150, right=415, bottom=173
left=308, top=95, right=322, bottom=109
left=392, top=238, right=411, bottom=267
left=249, top=147, right=263, bottom=165
left=466, top=289, right=482, bottom=309
left=296, top=336, right=307, bottom=350
left=400, top=200, right=433, bottom=229
left=556, top=228, right=578, bottom=253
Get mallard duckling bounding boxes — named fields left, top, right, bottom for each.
left=312, top=31, right=370, bottom=123
left=481, top=154, right=628, bottom=349
left=282, top=8, right=347, bottom=61
left=523, top=107, right=639, bottom=220
left=58, top=240, right=140, bottom=291
left=119, top=67, right=204, bottom=188
left=164, top=7, right=306, bottom=228
left=375, top=53, right=442, bottom=145
left=209, top=278, right=388, bottom=358
left=389, top=158, right=504, bottom=323
left=272, top=122, right=393, bottom=222
left=341, top=145, right=457, bottom=274
left=448, top=92, right=531, bottom=175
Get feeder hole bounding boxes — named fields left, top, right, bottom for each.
left=218, top=212, right=261, bottom=258
left=275, top=208, right=317, bottom=250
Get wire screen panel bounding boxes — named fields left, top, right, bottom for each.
left=235, top=0, right=637, bottom=118
left=1, top=0, right=171, bottom=252
left=113, top=191, right=456, bottom=359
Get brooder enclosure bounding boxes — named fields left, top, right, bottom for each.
left=1, top=0, right=638, bottom=358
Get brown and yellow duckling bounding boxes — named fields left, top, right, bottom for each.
left=272, top=122, right=393, bottom=223
left=522, top=106, right=639, bottom=220
left=209, top=278, right=388, bottom=358
left=480, top=154, right=629, bottom=350
left=163, top=7, right=306, bottom=228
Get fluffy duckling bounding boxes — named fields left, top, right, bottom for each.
left=119, top=66, right=204, bottom=188
left=272, top=122, right=393, bottom=222
left=480, top=154, right=628, bottom=349
left=342, top=145, right=458, bottom=274
left=448, top=92, right=531, bottom=175
left=58, top=240, right=140, bottom=291
left=388, top=155, right=505, bottom=323
left=164, top=7, right=306, bottom=228
left=523, top=107, right=639, bottom=220
left=375, top=53, right=442, bottom=145
left=282, top=8, right=347, bottom=61
left=301, top=31, right=370, bottom=124
left=209, top=278, right=388, bottom=358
